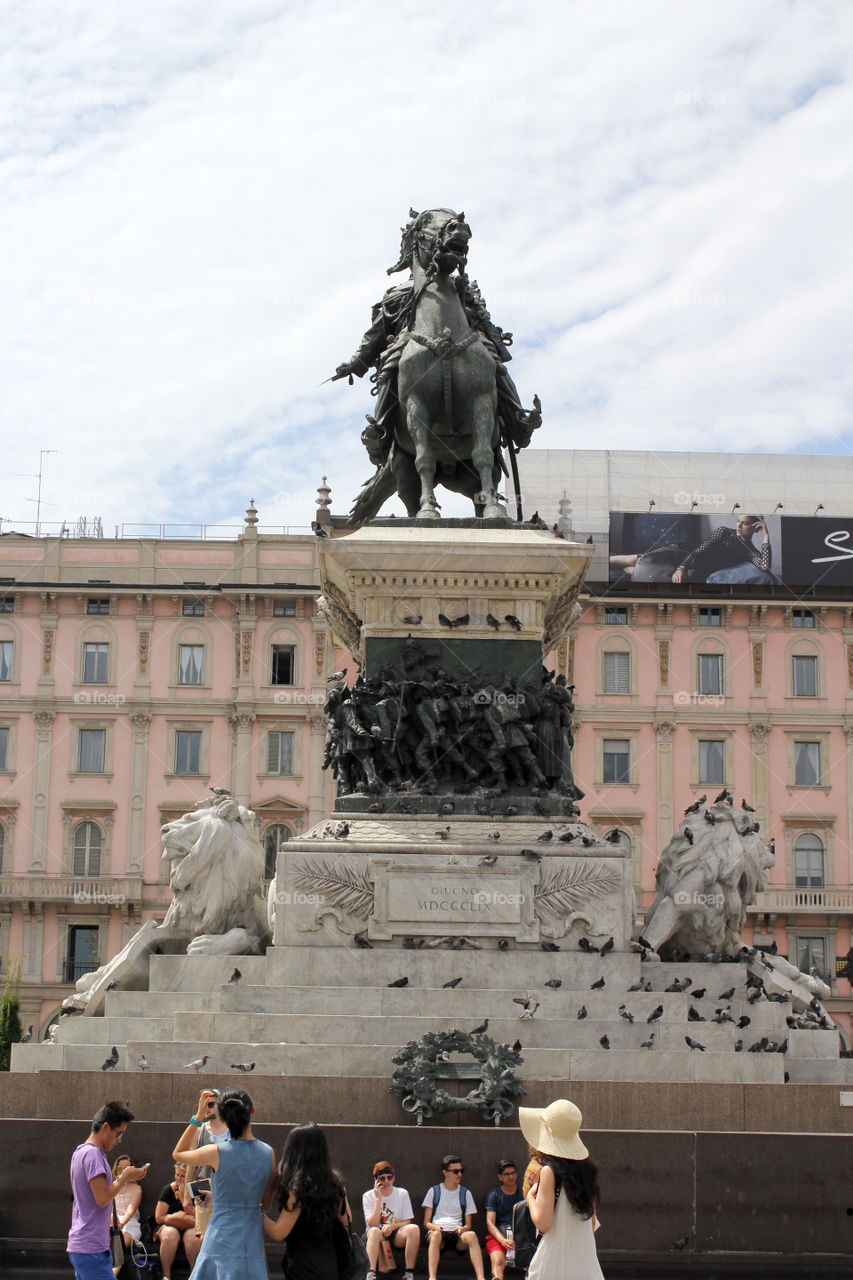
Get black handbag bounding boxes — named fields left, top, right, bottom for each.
left=510, top=1199, right=540, bottom=1271
left=334, top=1216, right=369, bottom=1280
left=110, top=1201, right=126, bottom=1271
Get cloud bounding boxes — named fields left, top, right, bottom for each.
left=1, top=0, right=851, bottom=534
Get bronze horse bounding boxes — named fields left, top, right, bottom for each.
left=334, top=209, right=541, bottom=523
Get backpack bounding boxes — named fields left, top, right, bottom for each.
left=510, top=1199, right=540, bottom=1271
left=431, top=1183, right=468, bottom=1224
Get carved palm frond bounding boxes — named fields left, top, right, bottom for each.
left=293, top=857, right=375, bottom=918
left=534, top=862, right=621, bottom=920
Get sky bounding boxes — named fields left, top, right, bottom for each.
left=2, top=0, right=852, bottom=536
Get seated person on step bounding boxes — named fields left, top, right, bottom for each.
left=484, top=1159, right=524, bottom=1280
left=154, top=1161, right=201, bottom=1279
left=363, top=1159, right=419, bottom=1280
left=422, top=1154, right=485, bottom=1280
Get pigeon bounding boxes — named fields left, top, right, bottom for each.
left=439, top=803, right=455, bottom=817
left=714, top=788, right=731, bottom=804
left=577, top=1006, right=588, bottom=1020
left=665, top=978, right=685, bottom=993
left=683, top=828, right=694, bottom=845
left=618, top=1004, right=635, bottom=1023
left=520, top=1001, right=540, bottom=1020
left=684, top=796, right=706, bottom=815
left=734, top=1040, right=744, bottom=1053
left=488, top=831, right=502, bottom=843
left=513, top=993, right=536, bottom=1011
left=590, top=976, right=606, bottom=990
left=704, top=811, right=717, bottom=825
left=687, top=1007, right=706, bottom=1022
left=138, top=1055, right=150, bottom=1071
left=183, top=1055, right=210, bottom=1072
left=511, top=1039, right=522, bottom=1054
left=691, top=988, right=706, bottom=1000
left=671, top=1237, right=689, bottom=1251
left=640, top=1033, right=656, bottom=1049
left=581, top=835, right=595, bottom=847
left=451, top=614, right=470, bottom=628
left=557, top=830, right=575, bottom=843
left=712, top=1008, right=735, bottom=1025
left=231, top=1062, right=256, bottom=1073
left=748, top=1038, right=768, bottom=1053
left=647, top=1005, right=664, bottom=1023
left=402, top=615, right=422, bottom=625
left=438, top=614, right=454, bottom=628
left=747, top=986, right=765, bottom=1005
left=470, top=1019, right=489, bottom=1035
left=741, top=799, right=756, bottom=812
left=521, top=848, right=542, bottom=862
left=504, top=615, right=523, bottom=631
left=599, top=1035, right=610, bottom=1050
left=503, top=805, right=519, bottom=817
left=479, top=853, right=499, bottom=867
left=627, top=978, right=645, bottom=992
left=209, top=785, right=231, bottom=797
left=333, top=822, right=350, bottom=839
left=105, top=979, right=120, bottom=991
left=443, top=977, right=463, bottom=989
left=19, top=1025, right=33, bottom=1044
left=354, top=933, right=373, bottom=949
left=767, top=992, right=791, bottom=1004
left=497, top=939, right=510, bottom=951
left=229, top=968, right=242, bottom=984
left=101, top=1047, right=119, bottom=1072
left=387, top=976, right=409, bottom=989
left=486, top=614, right=501, bottom=630
left=544, top=979, right=563, bottom=990
left=578, top=937, right=595, bottom=953
left=605, top=829, right=621, bottom=844
left=435, top=827, right=451, bottom=841
left=313, top=524, right=329, bottom=539
left=599, top=936, right=614, bottom=956
left=540, top=941, right=560, bottom=952
left=718, top=986, right=735, bottom=1001
left=537, top=830, right=554, bottom=843
left=367, top=801, right=385, bottom=813
left=326, top=669, right=348, bottom=683
left=685, top=1036, right=706, bottom=1051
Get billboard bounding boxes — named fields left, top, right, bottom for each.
left=608, top=512, right=853, bottom=589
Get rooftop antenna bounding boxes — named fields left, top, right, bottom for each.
left=731, top=502, right=740, bottom=514
left=814, top=503, right=824, bottom=515
left=647, top=499, right=656, bottom=512
left=772, top=503, right=783, bottom=514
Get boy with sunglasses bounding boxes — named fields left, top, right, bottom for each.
left=422, top=1154, right=484, bottom=1280
left=363, top=1160, right=419, bottom=1280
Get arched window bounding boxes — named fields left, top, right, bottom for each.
left=72, top=822, right=102, bottom=877
left=264, top=824, right=290, bottom=880
left=794, top=833, right=824, bottom=889
left=611, top=829, right=632, bottom=855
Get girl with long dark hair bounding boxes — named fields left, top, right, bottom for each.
left=174, top=1087, right=275, bottom=1280
left=262, top=1122, right=351, bottom=1280
left=519, top=1100, right=603, bottom=1280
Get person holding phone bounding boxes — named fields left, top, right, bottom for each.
left=111, top=1154, right=145, bottom=1274
left=192, top=1088, right=228, bottom=1235
left=363, top=1160, right=419, bottom=1280
left=155, top=1162, right=200, bottom=1278
left=174, top=1087, right=275, bottom=1279
left=68, top=1100, right=147, bottom=1280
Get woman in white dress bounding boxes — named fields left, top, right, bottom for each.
left=518, top=1100, right=603, bottom=1280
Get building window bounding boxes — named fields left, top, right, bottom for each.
left=792, top=654, right=817, bottom=697
left=699, top=608, right=722, bottom=627
left=86, top=598, right=110, bottom=615
left=797, top=936, right=827, bottom=982
left=0, top=641, right=12, bottom=682
left=0, top=727, right=8, bottom=771
left=178, top=645, right=205, bottom=686
left=82, top=643, right=109, bottom=684
left=78, top=729, right=105, bottom=773
left=0, top=597, right=13, bottom=613
left=182, top=600, right=205, bottom=617
left=72, top=822, right=102, bottom=876
left=602, top=651, right=630, bottom=694
left=263, top=824, right=290, bottom=880
left=271, top=645, right=295, bottom=686
left=698, top=740, right=725, bottom=786
left=66, top=925, right=100, bottom=983
left=794, top=741, right=821, bottom=787
left=794, top=834, right=825, bottom=888
left=175, top=730, right=202, bottom=775
left=697, top=653, right=723, bottom=696
left=604, top=607, right=628, bottom=625
left=793, top=609, right=815, bottom=628
left=273, top=601, right=297, bottom=617
left=602, top=739, right=631, bottom=784
left=267, top=731, right=294, bottom=776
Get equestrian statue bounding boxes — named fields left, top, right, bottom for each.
left=332, top=208, right=542, bottom=524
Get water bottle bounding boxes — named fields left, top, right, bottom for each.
left=505, top=1226, right=515, bottom=1265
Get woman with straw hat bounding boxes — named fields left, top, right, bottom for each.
left=518, top=1100, right=603, bottom=1280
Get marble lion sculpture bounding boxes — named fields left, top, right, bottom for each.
left=63, top=797, right=268, bottom=1017
left=639, top=801, right=774, bottom=960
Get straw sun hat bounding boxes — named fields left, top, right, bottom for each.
left=518, top=1099, right=589, bottom=1161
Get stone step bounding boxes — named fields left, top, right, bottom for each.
left=55, top=1016, right=173, bottom=1045
left=785, top=1058, right=853, bottom=1084
left=147, top=954, right=267, bottom=992
left=104, top=990, right=212, bottom=1017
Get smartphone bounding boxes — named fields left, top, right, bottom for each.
left=189, top=1178, right=211, bottom=1199
left=140, top=1163, right=151, bottom=1172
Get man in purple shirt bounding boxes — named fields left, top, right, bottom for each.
left=68, top=1100, right=147, bottom=1280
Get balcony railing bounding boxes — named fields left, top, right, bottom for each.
left=0, top=874, right=143, bottom=905
left=749, top=887, right=853, bottom=914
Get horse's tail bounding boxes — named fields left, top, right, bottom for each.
left=349, top=459, right=397, bottom=525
